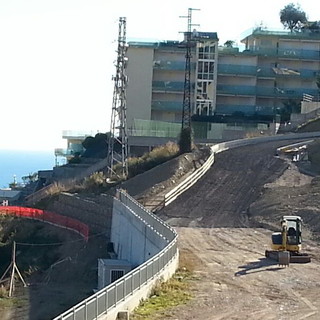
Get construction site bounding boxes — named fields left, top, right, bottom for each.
left=1, top=11, right=320, bottom=320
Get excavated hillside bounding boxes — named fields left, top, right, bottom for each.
left=156, top=139, right=320, bottom=320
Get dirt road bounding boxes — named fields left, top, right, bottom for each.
left=158, top=140, right=320, bottom=320
left=170, top=228, right=320, bottom=320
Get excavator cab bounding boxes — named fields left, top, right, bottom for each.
left=266, top=215, right=311, bottom=264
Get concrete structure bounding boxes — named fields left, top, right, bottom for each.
left=111, top=198, right=169, bottom=267
left=0, top=189, right=21, bottom=205
left=126, top=32, right=219, bottom=135
left=301, top=101, right=320, bottom=114
left=98, top=259, right=132, bottom=289
left=53, top=190, right=178, bottom=320
left=238, top=28, right=320, bottom=114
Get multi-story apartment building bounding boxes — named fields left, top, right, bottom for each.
left=126, top=32, right=218, bottom=136
left=125, top=28, right=320, bottom=148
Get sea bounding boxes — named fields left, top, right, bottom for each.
left=0, top=150, right=56, bottom=188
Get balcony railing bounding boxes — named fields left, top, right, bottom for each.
left=256, top=87, right=318, bottom=98
left=218, top=64, right=257, bottom=76
left=129, top=119, right=181, bottom=138
left=217, top=84, right=318, bottom=99
left=217, top=84, right=256, bottom=96
left=152, top=101, right=182, bottom=112
left=152, top=81, right=193, bottom=92
left=251, top=28, right=320, bottom=40
left=153, top=60, right=195, bottom=71
left=241, top=47, right=320, bottom=60
left=54, top=148, right=84, bottom=157
left=62, top=130, right=100, bottom=139
left=215, top=104, right=274, bottom=115
left=218, top=64, right=319, bottom=79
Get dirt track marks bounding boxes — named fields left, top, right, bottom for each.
left=160, top=142, right=288, bottom=228
left=169, top=227, right=320, bottom=320
left=158, top=140, right=320, bottom=319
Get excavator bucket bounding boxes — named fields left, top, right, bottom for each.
left=278, top=251, right=290, bottom=266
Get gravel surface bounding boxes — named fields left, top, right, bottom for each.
left=156, top=140, right=320, bottom=320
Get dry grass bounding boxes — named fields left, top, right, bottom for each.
left=127, top=142, right=179, bottom=178
left=131, top=249, right=198, bottom=320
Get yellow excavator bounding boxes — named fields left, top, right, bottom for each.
left=265, top=215, right=311, bottom=265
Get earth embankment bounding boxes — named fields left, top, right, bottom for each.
left=157, top=140, right=320, bottom=320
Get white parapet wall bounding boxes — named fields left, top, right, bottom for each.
left=53, top=190, right=179, bottom=320
left=111, top=198, right=169, bottom=267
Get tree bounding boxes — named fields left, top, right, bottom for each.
left=178, top=127, right=192, bottom=154
left=316, top=74, right=320, bottom=91
left=22, top=172, right=38, bottom=184
left=316, top=73, right=320, bottom=101
left=303, top=21, right=320, bottom=33
left=280, top=3, right=307, bottom=32
left=224, top=40, right=235, bottom=48
left=281, top=99, right=301, bottom=121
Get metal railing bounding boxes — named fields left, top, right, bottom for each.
left=164, top=151, right=216, bottom=206
left=164, top=132, right=320, bottom=208
left=53, top=190, right=178, bottom=320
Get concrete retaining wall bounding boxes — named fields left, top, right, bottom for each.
left=111, top=200, right=168, bottom=267
left=48, top=193, right=113, bottom=236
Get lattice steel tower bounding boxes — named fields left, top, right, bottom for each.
left=180, top=8, right=199, bottom=130
left=107, top=17, right=129, bottom=179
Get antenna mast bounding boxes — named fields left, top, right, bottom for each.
left=107, top=17, right=129, bottom=179
left=180, top=8, right=200, bottom=130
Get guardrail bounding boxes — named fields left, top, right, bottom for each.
left=0, top=206, right=89, bottom=241
left=164, top=132, right=320, bottom=207
left=164, top=151, right=215, bottom=206
left=276, top=140, right=314, bottom=153
left=53, top=190, right=178, bottom=320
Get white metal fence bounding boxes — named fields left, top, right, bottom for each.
left=53, top=190, right=178, bottom=320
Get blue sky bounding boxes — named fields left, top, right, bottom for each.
left=0, top=0, right=318, bottom=151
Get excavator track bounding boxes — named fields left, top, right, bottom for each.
left=265, top=250, right=311, bottom=264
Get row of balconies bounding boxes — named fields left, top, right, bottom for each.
left=218, top=64, right=318, bottom=79
left=152, top=62, right=318, bottom=79
left=152, top=81, right=318, bottom=98
left=215, top=104, right=274, bottom=115
left=151, top=100, right=276, bottom=116
left=217, top=84, right=318, bottom=98
left=241, top=48, right=320, bottom=60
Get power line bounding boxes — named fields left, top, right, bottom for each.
left=15, top=230, right=108, bottom=247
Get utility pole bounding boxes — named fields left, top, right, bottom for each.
left=0, top=241, right=27, bottom=297
left=107, top=17, right=129, bottom=179
left=179, top=8, right=200, bottom=153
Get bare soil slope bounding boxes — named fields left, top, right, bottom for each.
left=157, top=140, right=320, bottom=320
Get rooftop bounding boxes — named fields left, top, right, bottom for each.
left=241, top=27, right=320, bottom=41
left=128, top=31, right=219, bottom=49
